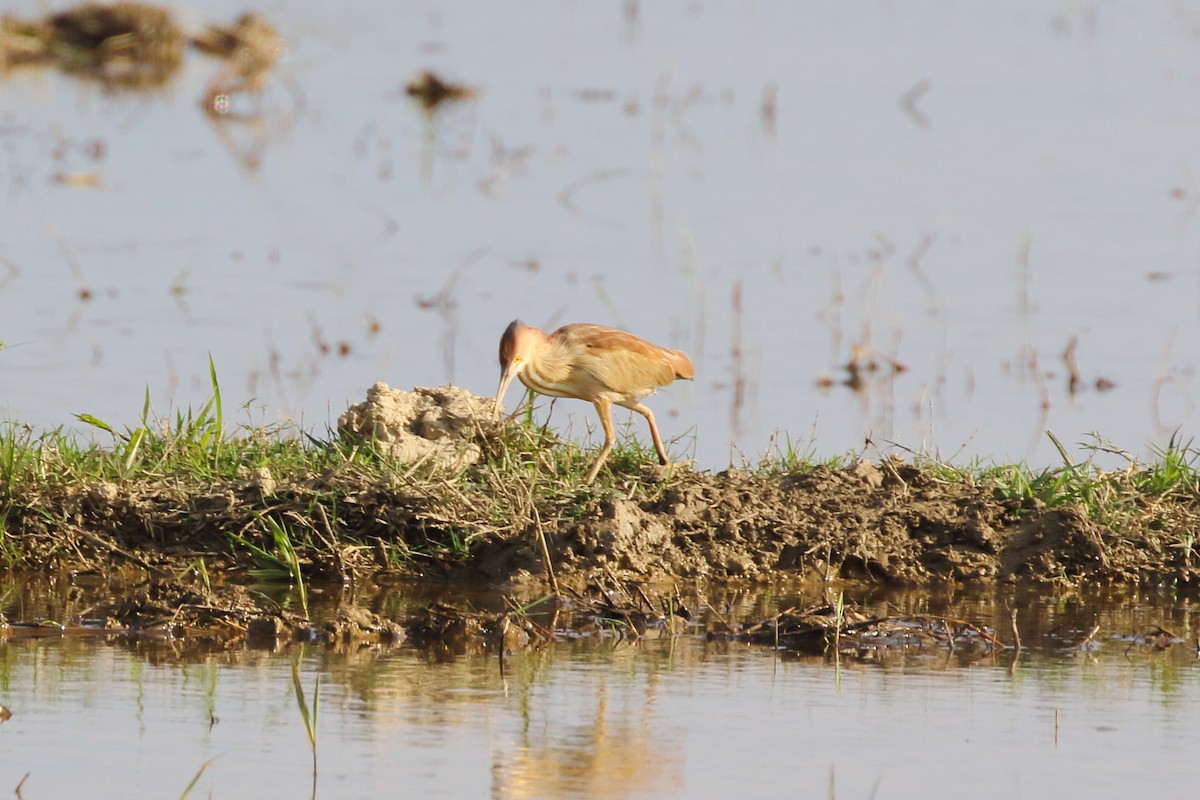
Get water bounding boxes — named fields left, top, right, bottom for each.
left=2, top=1, right=1199, bottom=470
left=1, top=582, right=1196, bottom=798
left=4, top=8, right=1200, bottom=791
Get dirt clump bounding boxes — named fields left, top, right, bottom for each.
left=321, top=606, right=406, bottom=647
left=337, top=383, right=494, bottom=470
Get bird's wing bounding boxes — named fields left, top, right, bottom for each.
left=558, top=324, right=680, bottom=393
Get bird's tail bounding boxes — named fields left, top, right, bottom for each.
left=669, top=349, right=694, bottom=380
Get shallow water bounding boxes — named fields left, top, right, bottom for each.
left=2, top=1, right=1199, bottom=470
left=1, top=581, right=1197, bottom=799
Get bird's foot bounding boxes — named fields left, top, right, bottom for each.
left=645, top=459, right=693, bottom=482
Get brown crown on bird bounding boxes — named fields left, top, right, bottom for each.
left=494, top=319, right=694, bottom=483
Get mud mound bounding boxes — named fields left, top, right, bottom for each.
left=467, top=458, right=1199, bottom=589
left=337, top=383, right=494, bottom=469
left=470, top=460, right=1021, bottom=586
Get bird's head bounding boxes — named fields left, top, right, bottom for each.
left=494, top=319, right=543, bottom=415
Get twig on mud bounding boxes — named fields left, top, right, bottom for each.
left=832, top=592, right=844, bottom=656
left=1077, top=623, right=1101, bottom=655
left=75, top=528, right=166, bottom=575
left=741, top=607, right=798, bottom=638
left=944, top=620, right=956, bottom=654
left=532, top=505, right=560, bottom=597
left=822, top=542, right=834, bottom=593
left=670, top=582, right=691, bottom=622
left=309, top=503, right=350, bottom=585
left=907, top=613, right=1004, bottom=651
left=500, top=595, right=556, bottom=642
left=877, top=455, right=910, bottom=494
left=705, top=600, right=732, bottom=632
left=602, top=566, right=636, bottom=605
left=633, top=583, right=657, bottom=613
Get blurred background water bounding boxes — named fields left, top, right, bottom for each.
left=3, top=0, right=1199, bottom=469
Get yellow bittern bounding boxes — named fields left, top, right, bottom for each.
left=495, top=320, right=693, bottom=483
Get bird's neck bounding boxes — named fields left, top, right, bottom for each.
left=524, top=338, right=573, bottom=386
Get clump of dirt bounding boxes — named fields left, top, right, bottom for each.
left=712, top=602, right=1003, bottom=658
left=321, top=606, right=406, bottom=647
left=92, top=579, right=309, bottom=646
left=337, top=383, right=495, bottom=470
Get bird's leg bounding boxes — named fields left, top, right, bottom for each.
left=585, top=397, right=615, bottom=483
left=625, top=402, right=670, bottom=465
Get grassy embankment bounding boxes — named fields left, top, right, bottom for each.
left=1, top=364, right=1199, bottom=589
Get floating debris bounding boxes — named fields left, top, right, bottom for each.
left=51, top=172, right=103, bottom=188
left=404, top=602, right=546, bottom=656
left=405, top=70, right=476, bottom=111
left=842, top=343, right=907, bottom=392
left=1, top=3, right=281, bottom=105
left=717, top=604, right=1004, bottom=659
left=1, top=2, right=184, bottom=89
left=192, top=12, right=283, bottom=113
left=320, top=606, right=406, bottom=647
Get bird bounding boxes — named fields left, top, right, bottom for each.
left=494, top=319, right=693, bottom=483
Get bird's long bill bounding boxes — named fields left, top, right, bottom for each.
left=494, top=367, right=517, bottom=417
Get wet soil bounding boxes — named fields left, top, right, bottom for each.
left=479, top=458, right=1200, bottom=590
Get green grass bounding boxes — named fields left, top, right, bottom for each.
left=965, top=432, right=1200, bottom=527
left=291, top=654, right=320, bottom=793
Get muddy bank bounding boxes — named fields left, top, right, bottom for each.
left=470, top=458, right=1198, bottom=589
left=2, top=385, right=1199, bottom=599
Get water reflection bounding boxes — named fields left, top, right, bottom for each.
left=494, top=670, right=685, bottom=799
left=1, top=578, right=1197, bottom=797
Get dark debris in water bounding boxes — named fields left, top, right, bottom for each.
left=321, top=605, right=406, bottom=647
left=405, top=70, right=476, bottom=111
left=712, top=603, right=1005, bottom=659
left=0, top=2, right=281, bottom=99
left=192, top=12, right=283, bottom=113
left=107, top=579, right=304, bottom=641
left=401, top=578, right=685, bottom=655
left=1, top=2, right=183, bottom=89
left=404, top=601, right=548, bottom=656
